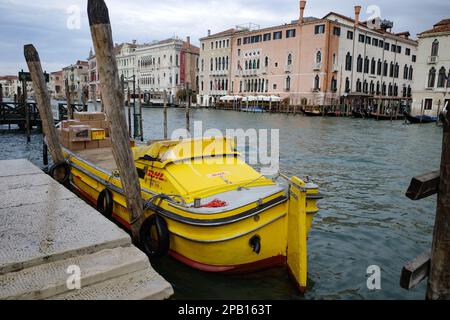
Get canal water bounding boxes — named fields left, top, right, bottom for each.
left=0, top=107, right=442, bottom=300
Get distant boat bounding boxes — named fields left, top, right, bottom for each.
left=369, top=113, right=405, bottom=121
left=351, top=110, right=367, bottom=118
left=404, top=112, right=437, bottom=124
left=301, top=108, right=322, bottom=117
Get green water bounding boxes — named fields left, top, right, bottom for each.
left=0, top=107, right=442, bottom=300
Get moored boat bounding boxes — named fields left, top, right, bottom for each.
left=301, top=108, right=322, bottom=117
left=404, top=112, right=437, bottom=124
left=60, top=137, right=322, bottom=291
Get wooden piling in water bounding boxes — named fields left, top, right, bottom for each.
left=87, top=0, right=144, bottom=240
left=186, top=83, right=190, bottom=133
left=22, top=78, right=30, bottom=142
left=163, top=90, right=168, bottom=140
left=427, top=110, right=450, bottom=300
left=64, top=79, right=73, bottom=119
left=24, top=44, right=65, bottom=168
left=138, top=86, right=143, bottom=142
left=0, top=84, right=3, bottom=103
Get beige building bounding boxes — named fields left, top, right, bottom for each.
left=198, top=29, right=235, bottom=106
left=49, top=71, right=64, bottom=100
left=0, top=76, right=20, bottom=99
left=411, top=19, right=450, bottom=116
left=62, top=60, right=89, bottom=103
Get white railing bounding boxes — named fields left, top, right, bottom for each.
left=332, top=64, right=339, bottom=72
left=313, top=63, right=322, bottom=71
left=285, top=64, right=293, bottom=73
left=428, top=56, right=438, bottom=64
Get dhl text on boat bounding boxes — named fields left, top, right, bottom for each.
left=57, top=136, right=322, bottom=292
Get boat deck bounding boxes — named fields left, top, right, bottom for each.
left=75, top=147, right=118, bottom=172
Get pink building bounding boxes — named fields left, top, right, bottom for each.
left=226, top=1, right=417, bottom=107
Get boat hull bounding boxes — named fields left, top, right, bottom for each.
left=404, top=113, right=437, bottom=124
left=66, top=153, right=318, bottom=273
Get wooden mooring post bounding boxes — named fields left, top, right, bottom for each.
left=401, top=109, right=450, bottom=299
left=88, top=0, right=144, bottom=240
left=0, top=84, right=3, bottom=103
left=163, top=90, right=168, bottom=140
left=22, top=78, right=31, bottom=143
left=24, top=45, right=65, bottom=172
left=64, top=79, right=73, bottom=119
left=186, top=83, right=190, bottom=133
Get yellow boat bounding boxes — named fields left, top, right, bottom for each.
left=60, top=136, right=321, bottom=292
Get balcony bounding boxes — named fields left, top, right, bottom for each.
left=313, top=63, right=322, bottom=71
left=210, top=69, right=228, bottom=77
left=428, top=56, right=438, bottom=64
left=285, top=64, right=293, bottom=73
left=332, top=64, right=339, bottom=72
left=261, top=67, right=268, bottom=75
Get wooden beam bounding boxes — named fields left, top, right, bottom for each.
left=400, top=251, right=431, bottom=290
left=87, top=0, right=144, bottom=240
left=427, top=107, right=450, bottom=300
left=65, top=79, right=73, bottom=119
left=406, top=171, right=440, bottom=200
left=24, top=44, right=65, bottom=169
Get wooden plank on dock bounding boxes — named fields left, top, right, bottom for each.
left=406, top=171, right=440, bottom=200
left=400, top=252, right=431, bottom=290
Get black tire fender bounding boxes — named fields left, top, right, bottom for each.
left=140, top=215, right=170, bottom=258
left=49, top=162, right=71, bottom=185
left=97, top=189, right=113, bottom=219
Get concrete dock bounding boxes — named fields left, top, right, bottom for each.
left=0, top=159, right=173, bottom=300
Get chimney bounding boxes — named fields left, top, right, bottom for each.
left=354, top=5, right=362, bottom=27
left=207, top=29, right=211, bottom=37
left=187, top=36, right=191, bottom=45
left=299, top=1, right=306, bottom=24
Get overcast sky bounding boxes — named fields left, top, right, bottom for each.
left=0, top=0, right=448, bottom=75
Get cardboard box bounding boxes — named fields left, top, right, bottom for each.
left=69, top=125, right=92, bottom=142
left=88, top=120, right=103, bottom=129
left=68, top=141, right=86, bottom=151
left=89, top=112, right=106, bottom=121
left=85, top=140, right=100, bottom=150
left=91, top=129, right=106, bottom=141
left=62, top=120, right=81, bottom=129
left=99, top=137, right=112, bottom=148
left=73, top=112, right=91, bottom=121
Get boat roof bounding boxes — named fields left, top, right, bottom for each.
left=133, top=137, right=239, bottom=167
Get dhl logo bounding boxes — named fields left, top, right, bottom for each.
left=146, top=169, right=165, bottom=182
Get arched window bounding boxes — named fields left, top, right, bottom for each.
left=394, top=84, right=398, bottom=97
left=257, top=59, right=260, bottom=69
left=316, top=51, right=322, bottom=64
left=431, top=39, right=439, bottom=57
left=377, top=59, right=382, bottom=75
left=382, top=82, right=386, bottom=96
left=409, top=66, right=414, bottom=80
left=371, top=58, right=376, bottom=74
left=376, top=81, right=380, bottom=95
left=245, top=60, right=249, bottom=70
left=388, top=83, right=393, bottom=96
left=345, top=52, right=352, bottom=71
left=314, top=75, right=320, bottom=90
left=370, top=81, right=375, bottom=94
left=357, top=55, right=363, bottom=72
left=287, top=53, right=293, bottom=65
left=222, top=57, right=226, bottom=70
left=363, top=80, right=368, bottom=93
left=331, top=76, right=337, bottom=92
left=394, top=63, right=399, bottom=78
left=403, top=65, right=409, bottom=79
left=364, top=57, right=369, bottom=73
left=383, top=61, right=388, bottom=76
left=226, top=57, right=229, bottom=70
left=286, top=76, right=291, bottom=90
left=389, top=62, right=394, bottom=77
left=210, top=58, right=213, bottom=71
left=265, top=56, right=269, bottom=67
left=407, top=85, right=412, bottom=97
left=356, top=79, right=361, bottom=92
left=428, top=67, right=436, bottom=88
left=437, top=67, right=446, bottom=87
left=345, top=77, right=350, bottom=93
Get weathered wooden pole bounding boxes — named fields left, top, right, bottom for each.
left=64, top=79, right=73, bottom=119
left=138, top=86, right=143, bottom=142
left=22, top=78, right=31, bottom=142
left=163, top=90, right=168, bottom=139
left=127, top=89, right=132, bottom=137
left=427, top=110, right=450, bottom=300
left=88, top=0, right=144, bottom=239
left=24, top=45, right=65, bottom=167
left=186, top=83, right=190, bottom=133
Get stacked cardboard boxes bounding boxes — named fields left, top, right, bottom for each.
left=57, top=112, right=112, bottom=152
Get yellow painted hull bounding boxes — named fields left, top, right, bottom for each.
left=63, top=138, right=320, bottom=275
